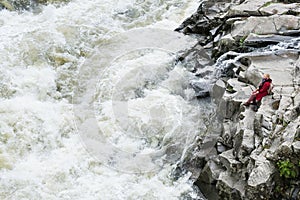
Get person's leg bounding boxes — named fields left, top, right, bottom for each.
left=244, top=94, right=256, bottom=106
left=251, top=98, right=257, bottom=105
left=252, top=100, right=261, bottom=112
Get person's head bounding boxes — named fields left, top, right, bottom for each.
left=263, top=73, right=270, bottom=79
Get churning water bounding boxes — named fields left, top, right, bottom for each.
left=0, top=0, right=216, bottom=199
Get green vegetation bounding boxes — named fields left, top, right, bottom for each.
left=262, top=1, right=274, bottom=8
left=226, top=84, right=236, bottom=93
left=239, top=35, right=247, bottom=46
left=277, top=159, right=297, bottom=179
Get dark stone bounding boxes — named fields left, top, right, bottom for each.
left=190, top=80, right=211, bottom=98
left=226, top=84, right=237, bottom=93
left=217, top=142, right=227, bottom=153
left=175, top=0, right=231, bottom=47
left=244, top=35, right=295, bottom=47
left=177, top=44, right=214, bottom=73
left=195, top=70, right=213, bottom=78
left=238, top=57, right=251, bottom=67
left=280, top=30, right=300, bottom=36
left=233, top=129, right=243, bottom=158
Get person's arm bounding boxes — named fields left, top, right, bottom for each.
left=259, top=82, right=270, bottom=93
left=254, top=80, right=264, bottom=93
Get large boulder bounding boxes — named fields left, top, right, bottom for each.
left=218, top=96, right=242, bottom=119
left=231, top=15, right=300, bottom=39
left=226, top=0, right=273, bottom=17
left=260, top=3, right=300, bottom=16
left=198, top=160, right=223, bottom=184
left=236, top=129, right=255, bottom=161
left=220, top=121, right=237, bottom=148
left=244, top=65, right=262, bottom=87
left=211, top=79, right=226, bottom=104
left=244, top=33, right=295, bottom=47
left=246, top=159, right=275, bottom=200
left=217, top=171, right=246, bottom=199
left=282, top=91, right=300, bottom=123
left=275, top=118, right=300, bottom=157
left=219, top=149, right=242, bottom=173
left=190, top=79, right=211, bottom=98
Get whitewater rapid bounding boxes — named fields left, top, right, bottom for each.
left=0, top=0, right=215, bottom=199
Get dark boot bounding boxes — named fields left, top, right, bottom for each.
left=243, top=102, right=250, bottom=106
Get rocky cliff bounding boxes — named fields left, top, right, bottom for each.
left=177, top=0, right=300, bottom=199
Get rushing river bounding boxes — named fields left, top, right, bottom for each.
left=0, top=0, right=217, bottom=199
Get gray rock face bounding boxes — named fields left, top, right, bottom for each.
left=227, top=0, right=273, bottom=16
left=247, top=160, right=274, bottom=187
left=237, top=129, right=255, bottom=161
left=198, top=45, right=299, bottom=199
left=178, top=0, right=300, bottom=199
left=217, top=171, right=246, bottom=199
left=245, top=33, right=295, bottom=47
left=208, top=55, right=299, bottom=199
left=244, top=65, right=262, bottom=87
left=246, top=160, right=275, bottom=200
left=260, top=3, right=300, bottom=15
left=218, top=96, right=241, bottom=119
left=292, top=141, right=300, bottom=154
left=211, top=79, right=226, bottom=104
left=190, top=80, right=211, bottom=97
left=231, top=15, right=300, bottom=39
left=248, top=53, right=298, bottom=86
left=220, top=149, right=242, bottom=173
left=221, top=121, right=237, bottom=148
left=275, top=118, right=300, bottom=155
left=198, top=160, right=223, bottom=184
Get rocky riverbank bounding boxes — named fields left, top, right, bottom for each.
left=177, top=0, right=300, bottom=199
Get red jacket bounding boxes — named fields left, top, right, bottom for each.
left=256, top=80, right=271, bottom=101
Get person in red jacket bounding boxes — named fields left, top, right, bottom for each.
left=243, top=74, right=272, bottom=106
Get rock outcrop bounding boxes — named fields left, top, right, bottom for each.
left=177, top=0, right=300, bottom=199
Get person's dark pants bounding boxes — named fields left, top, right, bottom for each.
left=247, top=94, right=257, bottom=104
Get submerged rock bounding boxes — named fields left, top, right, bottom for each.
left=190, top=80, right=210, bottom=98
left=0, top=0, right=70, bottom=11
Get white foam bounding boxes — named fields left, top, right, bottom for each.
left=0, top=0, right=206, bottom=199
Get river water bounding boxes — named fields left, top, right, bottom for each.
left=0, top=0, right=217, bottom=199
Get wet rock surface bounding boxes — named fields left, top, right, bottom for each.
left=177, top=0, right=300, bottom=199
left=0, top=0, right=70, bottom=11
